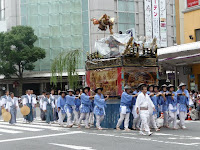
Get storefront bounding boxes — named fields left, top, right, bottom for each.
left=158, top=42, right=200, bottom=91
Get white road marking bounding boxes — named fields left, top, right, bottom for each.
left=0, top=121, right=66, bottom=131
left=0, top=129, right=22, bottom=134
left=27, top=122, right=61, bottom=127
left=0, top=124, right=43, bottom=132
left=49, top=143, right=96, bottom=150
left=85, top=132, right=200, bottom=147
left=0, top=131, right=83, bottom=143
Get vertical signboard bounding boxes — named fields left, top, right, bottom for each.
left=144, top=0, right=153, bottom=43
left=160, top=0, right=167, bottom=47
left=152, top=0, right=160, bottom=47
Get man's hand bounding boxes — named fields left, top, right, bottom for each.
left=89, top=96, right=94, bottom=99
left=182, top=92, right=186, bottom=96
left=132, top=94, right=138, bottom=97
left=136, top=108, right=139, bottom=114
left=105, top=95, right=109, bottom=100
left=150, top=93, right=154, bottom=97
left=153, top=107, right=156, bottom=112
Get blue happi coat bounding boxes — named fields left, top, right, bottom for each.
left=64, top=95, right=76, bottom=113
left=132, top=91, right=138, bottom=106
left=80, top=93, right=91, bottom=113
left=177, top=89, right=189, bottom=112
left=74, top=95, right=81, bottom=112
left=160, top=91, right=169, bottom=112
left=150, top=93, right=159, bottom=115
left=94, top=94, right=106, bottom=116
left=57, top=96, right=66, bottom=114
left=120, top=92, right=132, bottom=113
left=167, top=91, right=177, bottom=112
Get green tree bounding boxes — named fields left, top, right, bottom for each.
left=51, top=49, right=81, bottom=90
left=0, top=26, right=46, bottom=95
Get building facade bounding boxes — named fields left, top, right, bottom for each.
left=0, top=0, right=177, bottom=95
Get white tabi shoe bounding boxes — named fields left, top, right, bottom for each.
left=182, top=126, right=187, bottom=129
left=148, top=132, right=153, bottom=136
left=139, top=131, right=146, bottom=135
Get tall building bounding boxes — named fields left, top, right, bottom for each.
left=0, top=0, right=20, bottom=31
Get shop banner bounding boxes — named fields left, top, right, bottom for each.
left=187, top=0, right=199, bottom=8
left=144, top=0, right=153, bottom=43
left=160, top=0, right=167, bottom=47
left=152, top=0, right=160, bottom=47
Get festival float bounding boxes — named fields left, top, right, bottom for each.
left=86, top=14, right=158, bottom=128
left=87, top=14, right=158, bottom=98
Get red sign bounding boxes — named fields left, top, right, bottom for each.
left=187, top=0, right=199, bottom=8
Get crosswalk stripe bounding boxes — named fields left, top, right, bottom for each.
left=13, top=123, right=67, bottom=130
left=28, top=122, right=61, bottom=127
left=0, top=121, right=64, bottom=130
left=0, top=128, right=22, bottom=134
left=0, top=124, right=43, bottom=132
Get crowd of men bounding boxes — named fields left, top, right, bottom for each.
left=0, top=82, right=192, bottom=136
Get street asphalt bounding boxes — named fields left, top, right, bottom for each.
left=0, top=107, right=199, bottom=150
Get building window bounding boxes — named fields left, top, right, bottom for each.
left=0, top=0, right=5, bottom=21
left=195, top=29, right=200, bottom=41
left=117, top=0, right=135, bottom=33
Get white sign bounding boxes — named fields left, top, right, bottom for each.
left=152, top=0, right=160, bottom=47
left=144, top=0, right=152, bottom=43
left=160, top=0, right=167, bottom=47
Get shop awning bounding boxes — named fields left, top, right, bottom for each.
left=158, top=42, right=200, bottom=67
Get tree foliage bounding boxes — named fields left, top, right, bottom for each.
left=0, top=26, right=46, bottom=79
left=51, top=49, right=81, bottom=89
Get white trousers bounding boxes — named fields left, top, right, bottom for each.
left=96, top=115, right=104, bottom=128
left=73, top=110, right=80, bottom=125
left=179, top=111, right=187, bottom=127
left=163, top=111, right=169, bottom=126
left=78, top=113, right=90, bottom=127
left=149, top=114, right=158, bottom=129
left=58, top=111, right=66, bottom=126
left=66, top=111, right=73, bottom=126
left=132, top=106, right=140, bottom=128
left=168, top=111, right=177, bottom=128
left=140, top=110, right=150, bottom=132
left=116, top=113, right=130, bottom=129
left=89, top=112, right=94, bottom=124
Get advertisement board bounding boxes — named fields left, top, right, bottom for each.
left=160, top=0, right=167, bottom=47
left=144, top=0, right=153, bottom=43
left=152, top=0, right=160, bottom=47
left=187, top=0, right=199, bottom=8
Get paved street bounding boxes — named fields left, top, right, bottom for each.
left=0, top=108, right=199, bottom=150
